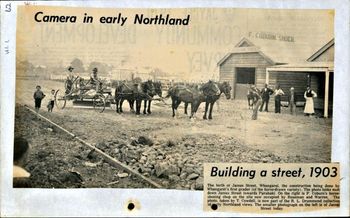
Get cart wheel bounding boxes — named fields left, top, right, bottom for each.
left=55, top=89, right=67, bottom=109
left=93, top=94, right=105, bottom=113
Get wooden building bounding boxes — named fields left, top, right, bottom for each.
left=218, top=37, right=334, bottom=117
left=218, top=38, right=276, bottom=99
left=266, top=39, right=334, bottom=117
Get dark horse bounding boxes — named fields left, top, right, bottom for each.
left=183, top=83, right=202, bottom=115
left=200, top=81, right=231, bottom=120
left=166, top=85, right=205, bottom=119
left=114, top=81, right=135, bottom=113
left=115, top=80, right=155, bottom=115
left=247, top=89, right=254, bottom=109
left=143, top=81, right=162, bottom=114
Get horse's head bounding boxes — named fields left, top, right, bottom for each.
left=154, top=81, right=163, bottom=97
left=144, top=80, right=156, bottom=97
left=220, top=81, right=232, bottom=99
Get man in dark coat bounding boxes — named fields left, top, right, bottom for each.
left=259, top=84, right=274, bottom=112
left=88, top=67, right=103, bottom=92
left=65, top=66, right=75, bottom=94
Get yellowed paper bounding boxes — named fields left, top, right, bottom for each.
left=204, top=163, right=339, bottom=213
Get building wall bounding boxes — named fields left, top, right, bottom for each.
left=275, top=71, right=308, bottom=94
left=310, top=73, right=326, bottom=109
left=268, top=71, right=278, bottom=88
left=274, top=71, right=325, bottom=109
left=312, top=45, right=334, bottom=62
left=219, top=52, right=273, bottom=98
left=218, top=60, right=235, bottom=87
left=256, top=67, right=268, bottom=89
left=310, top=44, right=334, bottom=112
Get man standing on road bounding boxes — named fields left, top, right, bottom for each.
left=274, top=85, right=285, bottom=113
left=259, top=83, right=274, bottom=112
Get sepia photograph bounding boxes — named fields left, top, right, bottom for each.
left=14, top=6, right=334, bottom=190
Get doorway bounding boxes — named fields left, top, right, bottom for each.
left=235, top=67, right=256, bottom=99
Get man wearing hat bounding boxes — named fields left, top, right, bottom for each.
left=88, top=67, right=102, bottom=92
left=65, top=66, right=75, bottom=94
left=259, top=83, right=274, bottom=112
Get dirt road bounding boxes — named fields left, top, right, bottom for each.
left=14, top=78, right=332, bottom=189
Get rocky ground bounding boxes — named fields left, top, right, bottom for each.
left=13, top=79, right=332, bottom=189
left=14, top=105, right=152, bottom=188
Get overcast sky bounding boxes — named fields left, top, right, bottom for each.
left=17, top=6, right=334, bottom=80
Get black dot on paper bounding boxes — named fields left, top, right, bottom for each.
left=127, top=202, right=135, bottom=211
left=211, top=204, right=218, bottom=210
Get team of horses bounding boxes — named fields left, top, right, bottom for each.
left=114, top=79, right=162, bottom=115
left=114, top=80, right=232, bottom=119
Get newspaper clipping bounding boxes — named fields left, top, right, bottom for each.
left=203, top=163, right=339, bottom=213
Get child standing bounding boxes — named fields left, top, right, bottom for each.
left=33, top=85, right=45, bottom=113
left=47, top=89, right=55, bottom=112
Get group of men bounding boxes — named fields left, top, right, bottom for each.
left=250, top=84, right=289, bottom=120
left=65, top=66, right=103, bottom=94
left=257, top=83, right=286, bottom=114
left=250, top=83, right=317, bottom=120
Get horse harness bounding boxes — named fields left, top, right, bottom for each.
left=201, top=83, right=221, bottom=97
left=117, top=82, right=153, bottom=100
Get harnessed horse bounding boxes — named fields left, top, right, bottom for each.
left=115, top=80, right=155, bottom=115
left=200, top=81, right=231, bottom=120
